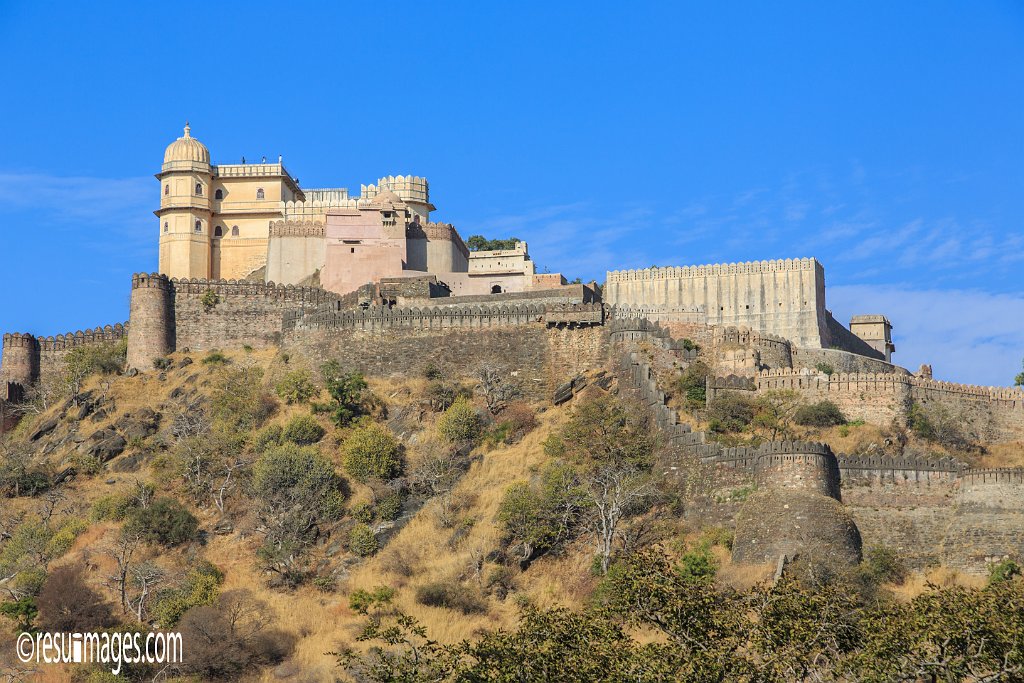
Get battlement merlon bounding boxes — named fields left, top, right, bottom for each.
left=605, top=257, right=822, bottom=282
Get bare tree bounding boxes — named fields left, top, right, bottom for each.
left=104, top=530, right=143, bottom=615
left=128, top=561, right=165, bottom=622
left=475, top=365, right=521, bottom=415
left=584, top=464, right=654, bottom=574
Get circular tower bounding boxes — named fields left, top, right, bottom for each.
left=157, top=123, right=213, bottom=280
left=732, top=441, right=862, bottom=572
left=941, top=469, right=1024, bottom=574
left=1, top=332, right=39, bottom=390
left=126, top=273, right=174, bottom=372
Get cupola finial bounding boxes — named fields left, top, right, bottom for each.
left=184, top=121, right=191, bottom=138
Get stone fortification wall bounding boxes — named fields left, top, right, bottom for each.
left=284, top=302, right=604, bottom=333
left=266, top=219, right=325, bottom=286
left=754, top=368, right=1024, bottom=442
left=284, top=321, right=607, bottom=392
left=2, top=324, right=129, bottom=389
left=823, top=310, right=884, bottom=359
left=732, top=441, right=862, bottom=568
left=125, top=273, right=339, bottom=370
left=791, top=346, right=908, bottom=376
left=402, top=284, right=597, bottom=308
left=605, top=258, right=829, bottom=348
left=942, top=469, right=1024, bottom=574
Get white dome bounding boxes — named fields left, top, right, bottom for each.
left=163, top=123, right=210, bottom=165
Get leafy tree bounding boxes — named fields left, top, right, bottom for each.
left=251, top=444, right=346, bottom=577
left=497, top=463, right=586, bottom=564
left=465, top=235, right=521, bottom=251
left=170, top=426, right=249, bottom=511
left=844, top=580, right=1024, bottom=681
left=61, top=340, right=126, bottom=398
left=282, top=414, right=326, bottom=445
left=1015, top=356, right=1024, bottom=387
left=794, top=400, right=847, bottom=427
left=544, top=396, right=656, bottom=573
left=858, top=545, right=907, bottom=586
left=751, top=389, right=802, bottom=440
left=209, top=365, right=276, bottom=432
left=437, top=397, right=483, bottom=445
left=674, top=361, right=710, bottom=410
left=343, top=422, right=402, bottom=481
left=908, top=401, right=973, bottom=451
left=707, top=393, right=756, bottom=433
left=545, top=395, right=654, bottom=468
left=274, top=368, right=317, bottom=404
left=319, top=361, right=368, bottom=427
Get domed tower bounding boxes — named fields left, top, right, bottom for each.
left=732, top=441, right=862, bottom=574
left=157, top=123, right=213, bottom=279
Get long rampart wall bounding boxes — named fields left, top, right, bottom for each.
left=754, top=368, right=1024, bottom=442
left=604, top=258, right=829, bottom=348
left=1, top=323, right=129, bottom=390
left=285, top=302, right=605, bottom=332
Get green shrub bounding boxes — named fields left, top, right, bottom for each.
left=674, top=361, right=710, bottom=409
left=815, top=361, right=836, bottom=376
left=90, top=485, right=152, bottom=521
left=859, top=546, right=908, bottom=585
left=342, top=422, right=402, bottom=482
left=152, top=562, right=224, bottom=627
left=680, top=338, right=700, bottom=352
left=200, top=290, right=220, bottom=311
left=253, top=424, right=284, bottom=453
left=124, top=498, right=199, bottom=547
left=988, top=558, right=1021, bottom=584
left=275, top=369, right=317, bottom=404
left=348, top=523, right=379, bottom=557
left=152, top=357, right=173, bottom=370
left=437, top=397, right=483, bottom=445
left=282, top=414, right=326, bottom=445
left=423, top=363, right=443, bottom=381
left=794, top=400, right=847, bottom=427
left=201, top=350, right=228, bottom=365
left=351, top=502, right=374, bottom=523
left=415, top=580, right=486, bottom=614
left=210, top=366, right=277, bottom=431
left=375, top=491, right=404, bottom=521
left=251, top=444, right=346, bottom=541
left=677, top=549, right=717, bottom=582
left=707, top=393, right=755, bottom=432
left=319, top=361, right=369, bottom=427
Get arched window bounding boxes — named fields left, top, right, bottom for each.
left=256, top=188, right=265, bottom=200
left=194, top=220, right=202, bottom=233
left=195, top=183, right=203, bottom=196
left=163, top=221, right=169, bottom=232
left=231, top=225, right=239, bottom=236
left=164, top=184, right=169, bottom=196
left=214, top=226, right=223, bottom=237
left=491, top=285, right=503, bottom=294
left=214, top=188, right=223, bottom=200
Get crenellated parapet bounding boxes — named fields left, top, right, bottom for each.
left=713, top=325, right=791, bottom=350
left=132, top=272, right=172, bottom=291
left=606, top=257, right=821, bottom=283
left=285, top=302, right=605, bottom=333
left=36, top=323, right=128, bottom=352
left=2, top=332, right=37, bottom=349
left=163, top=276, right=339, bottom=305
left=269, top=219, right=325, bottom=238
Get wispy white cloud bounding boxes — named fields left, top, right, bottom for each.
left=829, top=285, right=1024, bottom=387
left=0, top=171, right=156, bottom=263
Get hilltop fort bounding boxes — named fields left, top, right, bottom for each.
left=1, top=126, right=1022, bottom=576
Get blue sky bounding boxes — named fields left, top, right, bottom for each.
left=0, top=2, right=1021, bottom=385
